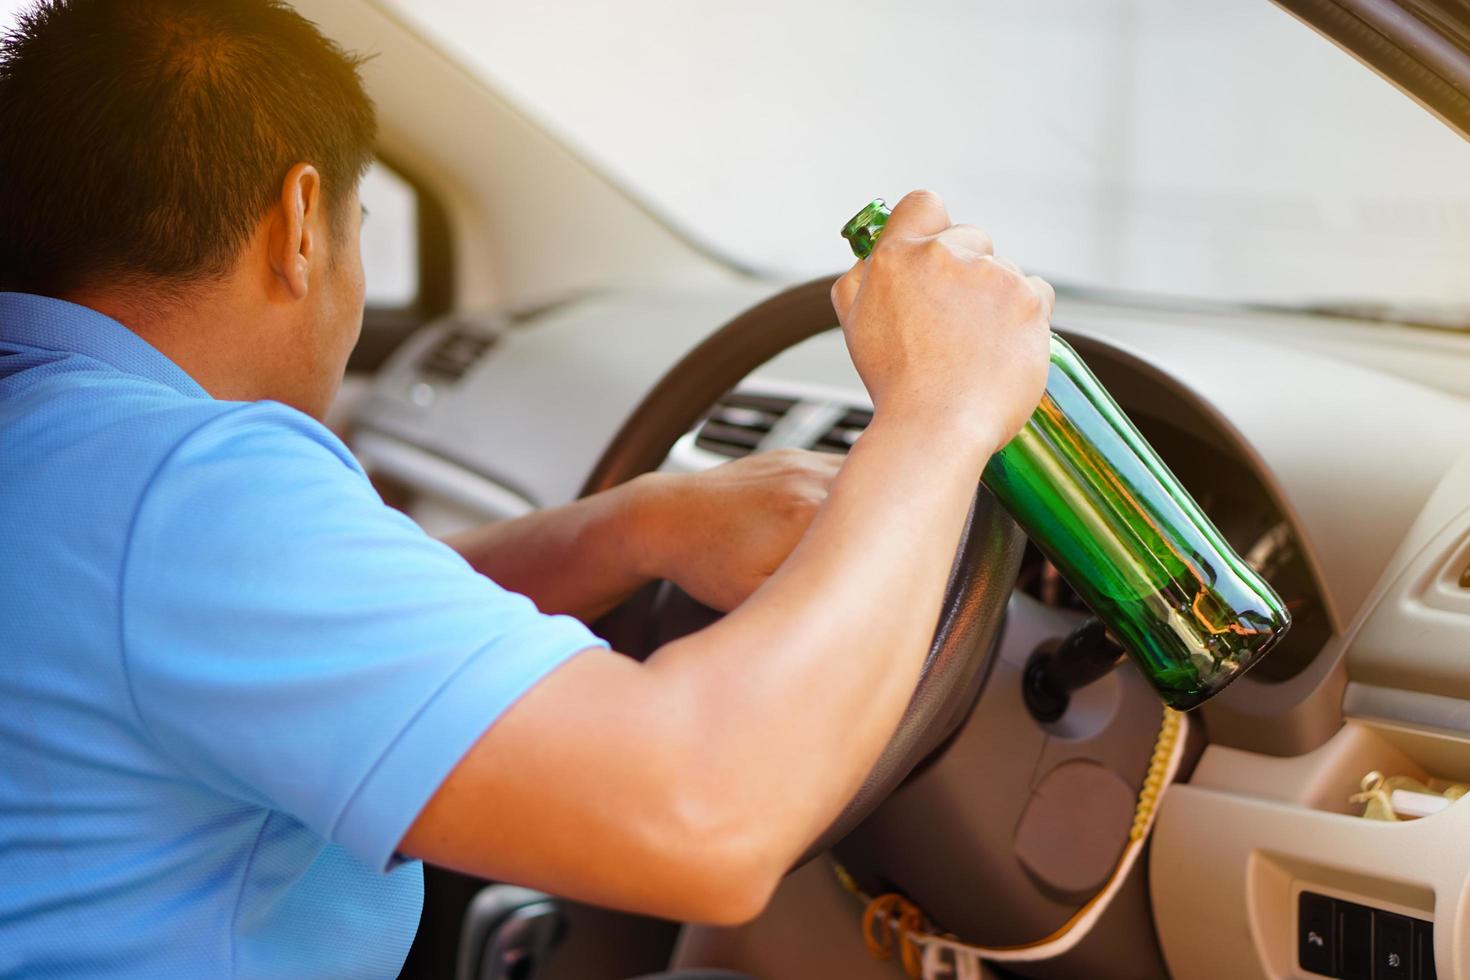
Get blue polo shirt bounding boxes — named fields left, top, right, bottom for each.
left=0, top=293, right=604, bottom=978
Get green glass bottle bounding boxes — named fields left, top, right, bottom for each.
left=842, top=199, right=1289, bottom=710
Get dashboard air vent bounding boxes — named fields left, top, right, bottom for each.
left=815, top=408, right=873, bottom=454
left=694, top=392, right=796, bottom=459
left=417, top=328, right=498, bottom=382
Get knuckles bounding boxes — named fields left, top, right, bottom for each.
left=897, top=188, right=944, bottom=214
left=976, top=256, right=1044, bottom=313
left=774, top=487, right=822, bottom=525
left=831, top=266, right=862, bottom=314
left=758, top=449, right=833, bottom=521
left=919, top=235, right=957, bottom=263
left=864, top=235, right=1047, bottom=327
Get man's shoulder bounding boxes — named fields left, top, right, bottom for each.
left=155, top=396, right=366, bottom=486
left=2, top=367, right=365, bottom=529
left=3, top=367, right=212, bottom=482
left=15, top=355, right=347, bottom=454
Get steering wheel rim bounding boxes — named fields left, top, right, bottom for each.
left=580, top=276, right=1026, bottom=862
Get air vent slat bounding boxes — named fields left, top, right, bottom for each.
left=722, top=392, right=799, bottom=414
left=692, top=391, right=797, bottom=459
left=698, top=421, right=766, bottom=449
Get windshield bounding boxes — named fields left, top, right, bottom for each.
left=388, top=0, right=1470, bottom=317
left=5, top=1, right=1467, bottom=317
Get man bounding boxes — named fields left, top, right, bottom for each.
left=0, top=1, right=1052, bottom=977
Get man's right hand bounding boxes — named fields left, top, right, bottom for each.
left=831, top=189, right=1053, bottom=452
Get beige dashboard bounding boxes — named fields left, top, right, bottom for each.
left=1156, top=447, right=1470, bottom=979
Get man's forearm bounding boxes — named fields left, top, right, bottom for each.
left=439, top=479, right=658, bottom=622
left=650, top=408, right=996, bottom=869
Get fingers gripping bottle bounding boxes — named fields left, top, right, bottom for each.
left=842, top=200, right=1290, bottom=710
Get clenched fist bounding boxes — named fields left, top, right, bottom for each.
left=629, top=449, right=842, bottom=612
left=831, top=190, right=1053, bottom=451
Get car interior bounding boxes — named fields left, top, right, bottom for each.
left=14, top=0, right=1470, bottom=977
left=318, top=2, right=1470, bottom=978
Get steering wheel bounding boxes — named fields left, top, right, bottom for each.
left=580, top=277, right=1025, bottom=861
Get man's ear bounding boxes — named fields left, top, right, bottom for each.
left=268, top=163, right=324, bottom=300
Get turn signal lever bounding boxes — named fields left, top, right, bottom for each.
left=1023, top=618, right=1125, bottom=722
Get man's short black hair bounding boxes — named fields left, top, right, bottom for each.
left=0, top=0, right=377, bottom=295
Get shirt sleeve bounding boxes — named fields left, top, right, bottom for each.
left=120, top=402, right=605, bottom=871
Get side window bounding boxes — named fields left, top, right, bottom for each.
left=360, top=160, right=420, bottom=309
left=350, top=157, right=453, bottom=372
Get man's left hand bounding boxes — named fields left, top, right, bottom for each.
left=627, top=449, right=843, bottom=612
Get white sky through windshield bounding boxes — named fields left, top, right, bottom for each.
left=388, top=0, right=1470, bottom=311
left=3, top=0, right=1468, bottom=310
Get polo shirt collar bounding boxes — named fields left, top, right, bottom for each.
left=0, top=292, right=210, bottom=399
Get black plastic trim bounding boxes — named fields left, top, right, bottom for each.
left=1274, top=0, right=1470, bottom=140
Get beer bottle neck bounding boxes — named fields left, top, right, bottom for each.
left=841, top=199, right=892, bottom=259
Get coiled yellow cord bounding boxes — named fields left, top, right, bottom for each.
left=1131, top=707, right=1182, bottom=842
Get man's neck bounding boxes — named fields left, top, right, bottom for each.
left=63, top=281, right=287, bottom=407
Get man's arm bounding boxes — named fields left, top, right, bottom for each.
left=440, top=449, right=842, bottom=622
left=401, top=190, right=1054, bottom=924
left=438, top=481, right=652, bottom=623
